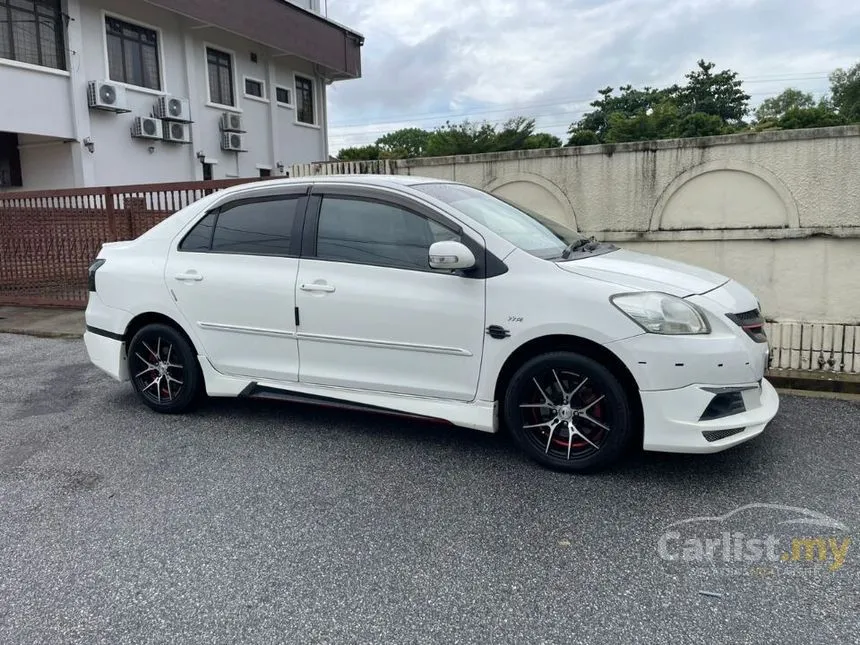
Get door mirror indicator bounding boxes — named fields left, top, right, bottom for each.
left=428, top=241, right=476, bottom=271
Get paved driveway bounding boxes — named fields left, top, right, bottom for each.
left=1, top=334, right=858, bottom=644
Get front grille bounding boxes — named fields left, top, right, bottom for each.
left=702, top=427, right=746, bottom=442
left=699, top=391, right=746, bottom=420
left=726, top=308, right=768, bottom=343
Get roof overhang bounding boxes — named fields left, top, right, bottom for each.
left=145, top=0, right=363, bottom=80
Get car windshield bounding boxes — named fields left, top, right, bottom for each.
left=412, top=182, right=589, bottom=260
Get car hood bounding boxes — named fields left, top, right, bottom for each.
left=556, top=248, right=729, bottom=297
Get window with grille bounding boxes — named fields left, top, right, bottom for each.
left=295, top=75, right=315, bottom=125
left=275, top=86, right=292, bottom=106
left=0, top=0, right=66, bottom=71
left=244, top=77, right=264, bottom=98
left=105, top=16, right=161, bottom=90
left=207, top=47, right=234, bottom=106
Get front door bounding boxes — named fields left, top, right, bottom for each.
left=165, top=190, right=305, bottom=382
left=295, top=190, right=486, bottom=401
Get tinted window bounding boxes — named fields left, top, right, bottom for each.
left=316, top=197, right=458, bottom=270
left=179, top=211, right=217, bottom=252
left=210, top=198, right=298, bottom=256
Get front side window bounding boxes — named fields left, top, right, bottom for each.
left=206, top=47, right=234, bottom=106
left=295, top=75, right=315, bottom=124
left=105, top=16, right=160, bottom=90
left=316, top=197, right=459, bottom=270
left=413, top=183, right=593, bottom=260
left=0, top=0, right=65, bottom=70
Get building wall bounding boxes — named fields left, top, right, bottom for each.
left=16, top=136, right=76, bottom=190
left=0, top=63, right=75, bottom=140
left=2, top=0, right=331, bottom=189
left=78, top=0, right=191, bottom=185
left=383, top=126, right=860, bottom=326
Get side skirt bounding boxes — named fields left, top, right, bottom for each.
left=198, top=356, right=498, bottom=433
left=239, top=383, right=452, bottom=425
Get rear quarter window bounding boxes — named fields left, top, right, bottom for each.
left=178, top=211, right=217, bottom=252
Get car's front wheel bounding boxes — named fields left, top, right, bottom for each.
left=503, top=351, right=633, bottom=473
left=127, top=323, right=202, bottom=413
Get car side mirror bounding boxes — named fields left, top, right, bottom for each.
left=428, top=241, right=476, bottom=271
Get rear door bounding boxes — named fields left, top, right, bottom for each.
left=165, top=186, right=307, bottom=382
left=294, top=185, right=487, bottom=401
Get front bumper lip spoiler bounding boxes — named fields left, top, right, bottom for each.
left=641, top=378, right=779, bottom=453
left=701, top=384, right=760, bottom=394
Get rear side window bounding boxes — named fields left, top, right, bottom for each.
left=179, top=211, right=217, bottom=251
left=316, top=197, right=459, bottom=270
left=179, top=197, right=301, bottom=256
left=211, top=198, right=298, bottom=256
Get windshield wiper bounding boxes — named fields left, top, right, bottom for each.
left=561, top=236, right=600, bottom=259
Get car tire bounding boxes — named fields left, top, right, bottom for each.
left=503, top=351, right=633, bottom=473
left=127, top=323, right=202, bottom=414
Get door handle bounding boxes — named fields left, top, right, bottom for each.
left=300, top=283, right=335, bottom=293
left=174, top=272, right=203, bottom=282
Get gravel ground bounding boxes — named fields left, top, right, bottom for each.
left=0, top=334, right=858, bottom=644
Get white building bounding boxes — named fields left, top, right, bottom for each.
left=0, top=0, right=363, bottom=190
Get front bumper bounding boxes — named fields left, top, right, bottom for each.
left=641, top=378, right=779, bottom=453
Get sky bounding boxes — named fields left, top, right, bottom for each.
left=321, top=0, right=860, bottom=154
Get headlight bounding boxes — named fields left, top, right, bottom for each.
left=610, top=292, right=710, bottom=335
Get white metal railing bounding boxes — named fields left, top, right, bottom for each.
left=766, top=321, right=860, bottom=373
left=289, top=159, right=395, bottom=177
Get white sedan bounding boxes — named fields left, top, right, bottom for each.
left=84, top=175, right=778, bottom=472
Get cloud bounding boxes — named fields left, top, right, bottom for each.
left=325, top=0, right=860, bottom=152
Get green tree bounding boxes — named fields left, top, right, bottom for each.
left=567, top=84, right=673, bottom=144
left=425, top=120, right=498, bottom=156
left=675, top=111, right=727, bottom=138
left=567, top=130, right=600, bottom=146
left=523, top=132, right=563, bottom=149
left=830, top=62, right=860, bottom=121
left=776, top=106, right=846, bottom=130
left=491, top=117, right=561, bottom=151
left=336, top=145, right=380, bottom=161
left=567, top=60, right=750, bottom=145
left=603, top=100, right=681, bottom=143
left=375, top=127, right=431, bottom=158
left=755, top=88, right=816, bottom=122
left=492, top=116, right=537, bottom=151
left=675, top=59, right=750, bottom=123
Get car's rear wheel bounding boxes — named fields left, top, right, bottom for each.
left=503, top=351, right=633, bottom=473
left=128, top=323, right=201, bottom=414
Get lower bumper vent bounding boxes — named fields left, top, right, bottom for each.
left=699, top=391, right=746, bottom=421
left=702, top=427, right=746, bottom=442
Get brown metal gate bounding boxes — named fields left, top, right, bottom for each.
left=0, top=179, right=257, bottom=308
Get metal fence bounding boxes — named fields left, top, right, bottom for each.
left=765, top=322, right=860, bottom=375
left=0, top=179, right=256, bottom=308
left=289, top=159, right=395, bottom=177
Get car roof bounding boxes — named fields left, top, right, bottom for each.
left=246, top=174, right=454, bottom=190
